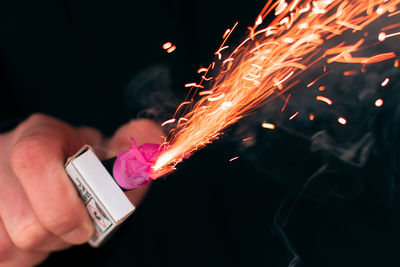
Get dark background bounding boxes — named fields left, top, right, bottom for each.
left=1, top=1, right=400, bottom=266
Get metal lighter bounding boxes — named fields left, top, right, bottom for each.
left=65, top=145, right=135, bottom=247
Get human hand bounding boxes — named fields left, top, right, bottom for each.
left=0, top=114, right=163, bottom=266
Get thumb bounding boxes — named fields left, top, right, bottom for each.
left=106, top=119, right=164, bottom=158
left=106, top=119, right=165, bottom=206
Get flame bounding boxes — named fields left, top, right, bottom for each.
left=152, top=0, right=400, bottom=175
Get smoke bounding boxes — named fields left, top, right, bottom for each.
left=121, top=6, right=400, bottom=266
left=220, top=11, right=400, bottom=267
left=124, top=63, right=181, bottom=125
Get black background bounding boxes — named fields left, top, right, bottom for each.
left=1, top=1, right=400, bottom=266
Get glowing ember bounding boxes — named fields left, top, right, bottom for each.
left=309, top=113, right=315, bottom=121
left=261, top=122, right=276, bottom=130
left=151, top=0, right=400, bottom=175
left=375, top=98, right=384, bottom=107
left=338, top=117, right=347, bottom=125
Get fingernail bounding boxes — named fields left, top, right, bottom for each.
left=62, top=222, right=94, bottom=244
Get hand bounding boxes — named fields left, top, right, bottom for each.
left=0, top=114, right=164, bottom=266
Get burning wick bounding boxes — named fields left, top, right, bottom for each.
left=113, top=138, right=163, bottom=190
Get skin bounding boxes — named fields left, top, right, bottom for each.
left=0, top=114, right=164, bottom=267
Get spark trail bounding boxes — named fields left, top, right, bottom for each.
left=151, top=0, right=400, bottom=176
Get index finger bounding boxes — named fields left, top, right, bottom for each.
left=10, top=115, right=99, bottom=244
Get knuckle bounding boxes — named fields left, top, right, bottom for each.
left=133, top=119, right=159, bottom=129
left=16, top=113, right=49, bottom=131
left=41, top=209, right=84, bottom=236
left=78, top=127, right=103, bottom=145
left=10, top=134, right=60, bottom=173
left=26, top=113, right=50, bottom=124
left=13, top=223, right=47, bottom=250
left=131, top=119, right=164, bottom=142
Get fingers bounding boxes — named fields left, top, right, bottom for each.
left=9, top=114, right=98, bottom=244
left=0, top=217, right=15, bottom=262
left=0, top=217, right=48, bottom=267
left=0, top=164, right=68, bottom=252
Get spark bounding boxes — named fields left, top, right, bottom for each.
left=381, top=78, right=390, bottom=87
left=151, top=0, right=400, bottom=175
left=343, top=70, right=359, bottom=76
left=167, top=45, right=176, bottom=53
left=208, top=93, right=225, bottom=102
left=309, top=113, right=315, bottom=120
left=289, top=111, right=299, bottom=120
left=197, top=68, right=209, bottom=74
left=290, top=0, right=301, bottom=11
left=162, top=42, right=172, bottom=50
left=318, top=86, right=326, bottom=91
left=221, top=101, right=233, bottom=109
left=375, top=98, right=384, bottom=107
left=281, top=93, right=291, bottom=111
left=395, top=59, right=399, bottom=68
left=389, top=10, right=400, bottom=17
left=307, top=72, right=329, bottom=87
left=223, top=29, right=231, bottom=39
left=178, top=117, right=189, bottom=124
left=242, top=137, right=255, bottom=142
left=274, top=71, right=295, bottom=87
left=362, top=52, right=396, bottom=65
left=215, top=46, right=229, bottom=60
left=316, top=96, right=333, bottom=105
left=338, top=117, right=347, bottom=125
left=299, top=3, right=310, bottom=13
left=255, top=15, right=263, bottom=26
left=276, top=0, right=288, bottom=15
left=229, top=156, right=239, bottom=162
left=199, top=90, right=214, bottom=96
left=223, top=58, right=234, bottom=64
left=261, top=122, right=276, bottom=130
left=202, top=75, right=214, bottom=81
left=161, top=119, right=176, bottom=127
left=185, top=83, right=204, bottom=88
left=378, top=31, right=400, bottom=41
